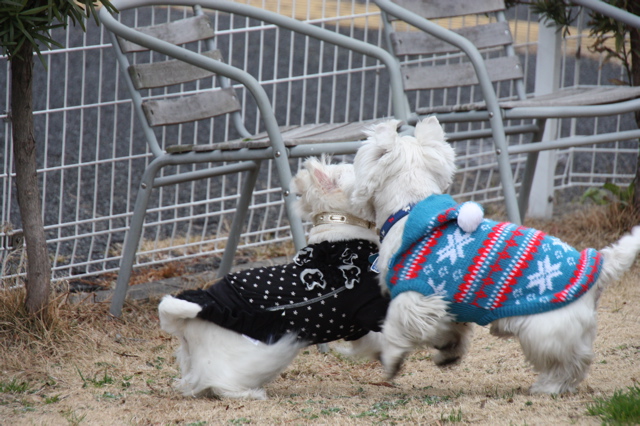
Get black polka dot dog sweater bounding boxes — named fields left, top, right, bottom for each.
left=175, top=239, right=389, bottom=345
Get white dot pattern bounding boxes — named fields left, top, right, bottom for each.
left=181, top=240, right=388, bottom=345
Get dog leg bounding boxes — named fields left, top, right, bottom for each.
left=177, top=320, right=305, bottom=399
left=380, top=292, right=451, bottom=379
left=431, top=322, right=473, bottom=366
left=335, top=331, right=385, bottom=361
left=512, top=296, right=597, bottom=394
left=489, top=319, right=516, bottom=338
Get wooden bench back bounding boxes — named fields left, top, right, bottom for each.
left=383, top=0, right=524, bottom=91
left=118, top=14, right=241, bottom=127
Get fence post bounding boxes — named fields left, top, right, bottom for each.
left=526, top=20, right=562, bottom=218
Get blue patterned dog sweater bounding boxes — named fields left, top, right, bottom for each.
left=387, top=195, right=603, bottom=325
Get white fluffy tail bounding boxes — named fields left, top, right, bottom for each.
left=598, top=225, right=640, bottom=291
left=158, top=295, right=203, bottom=335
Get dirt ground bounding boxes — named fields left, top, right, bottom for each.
left=1, top=206, right=640, bottom=425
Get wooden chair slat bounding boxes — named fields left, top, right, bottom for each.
left=402, top=56, right=523, bottom=91
left=129, top=50, right=222, bottom=89
left=118, top=14, right=215, bottom=53
left=391, top=22, right=512, bottom=56
left=389, top=0, right=505, bottom=20
left=141, top=88, right=241, bottom=126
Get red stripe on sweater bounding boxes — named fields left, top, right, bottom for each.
left=455, top=222, right=510, bottom=303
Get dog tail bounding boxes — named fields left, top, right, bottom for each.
left=597, top=225, right=640, bottom=291
left=158, top=295, right=202, bottom=335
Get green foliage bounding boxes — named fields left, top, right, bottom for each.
left=147, top=355, right=166, bottom=370
left=99, top=391, right=122, bottom=400
left=75, top=366, right=115, bottom=388
left=0, top=378, right=31, bottom=394
left=44, top=393, right=61, bottom=404
left=440, top=408, right=463, bottom=423
left=423, top=394, right=451, bottom=405
left=581, top=181, right=635, bottom=207
left=586, top=384, right=640, bottom=425
left=531, top=0, right=580, bottom=37
left=60, top=408, right=87, bottom=426
left=352, top=398, right=410, bottom=420
left=0, top=0, right=118, bottom=60
left=508, top=1, right=635, bottom=85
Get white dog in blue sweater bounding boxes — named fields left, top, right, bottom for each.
left=353, top=117, right=640, bottom=394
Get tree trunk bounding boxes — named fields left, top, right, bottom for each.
left=11, top=42, right=51, bottom=315
left=629, top=1, right=640, bottom=210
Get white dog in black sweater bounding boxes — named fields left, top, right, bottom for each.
left=158, top=157, right=388, bottom=399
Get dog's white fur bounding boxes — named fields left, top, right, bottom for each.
left=352, top=117, right=640, bottom=394
left=158, top=156, right=383, bottom=399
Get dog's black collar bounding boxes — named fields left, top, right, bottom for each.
left=379, top=204, right=415, bottom=242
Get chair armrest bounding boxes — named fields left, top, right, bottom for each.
left=100, top=0, right=411, bottom=121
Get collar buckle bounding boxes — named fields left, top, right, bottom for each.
left=312, top=212, right=376, bottom=230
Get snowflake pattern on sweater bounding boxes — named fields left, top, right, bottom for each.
left=387, top=195, right=603, bottom=325
left=176, top=240, right=389, bottom=344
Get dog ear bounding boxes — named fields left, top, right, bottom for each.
left=291, top=159, right=313, bottom=196
left=351, top=120, right=403, bottom=220
left=305, top=156, right=340, bottom=194
left=415, top=116, right=445, bottom=143
left=415, top=116, right=457, bottom=191
left=313, top=168, right=340, bottom=193
left=292, top=158, right=326, bottom=220
left=364, top=119, right=402, bottom=154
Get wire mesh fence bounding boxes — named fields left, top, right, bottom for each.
left=0, top=1, right=637, bottom=286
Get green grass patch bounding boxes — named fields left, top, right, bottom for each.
left=0, top=378, right=31, bottom=394
left=352, top=398, right=410, bottom=420
left=440, top=408, right=463, bottom=423
left=587, top=385, right=640, bottom=425
left=422, top=394, right=452, bottom=405
left=76, top=366, right=116, bottom=388
left=61, top=408, right=87, bottom=426
left=44, top=394, right=61, bottom=404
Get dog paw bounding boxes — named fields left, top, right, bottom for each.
left=385, top=361, right=403, bottom=380
left=489, top=322, right=515, bottom=338
left=433, top=353, right=461, bottom=367
left=529, top=383, right=575, bottom=395
left=381, top=348, right=407, bottom=380
left=221, top=388, right=269, bottom=400
left=457, top=202, right=484, bottom=233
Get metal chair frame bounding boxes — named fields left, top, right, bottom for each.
left=102, top=0, right=640, bottom=316
left=100, top=0, right=409, bottom=316
left=375, top=0, right=640, bottom=223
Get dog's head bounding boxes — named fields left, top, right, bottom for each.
left=291, top=155, right=369, bottom=221
left=352, top=117, right=456, bottom=220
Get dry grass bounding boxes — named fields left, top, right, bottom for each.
left=1, top=204, right=639, bottom=425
